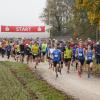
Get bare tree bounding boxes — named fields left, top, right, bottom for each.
left=41, top=0, right=74, bottom=36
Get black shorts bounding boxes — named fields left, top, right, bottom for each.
left=33, top=54, right=39, bottom=59
left=53, top=61, right=60, bottom=67
left=64, top=58, right=71, bottom=63
left=42, top=52, right=46, bottom=56
left=26, top=52, right=32, bottom=56
left=78, top=58, right=85, bottom=65
left=61, top=61, right=63, bottom=65
left=13, top=50, right=16, bottom=55
left=72, top=55, right=76, bottom=61
left=17, top=52, right=20, bottom=55
left=86, top=60, right=93, bottom=64
left=20, top=51, right=25, bottom=56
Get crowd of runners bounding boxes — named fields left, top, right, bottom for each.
left=0, top=38, right=100, bottom=78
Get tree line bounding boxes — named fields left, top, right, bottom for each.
left=41, top=0, right=100, bottom=39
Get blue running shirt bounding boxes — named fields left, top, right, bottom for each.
left=52, top=49, right=61, bottom=62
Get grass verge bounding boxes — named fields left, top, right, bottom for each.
left=93, top=64, right=100, bottom=77
left=0, top=61, right=73, bottom=100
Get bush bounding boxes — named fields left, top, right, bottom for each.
left=93, top=65, right=100, bottom=75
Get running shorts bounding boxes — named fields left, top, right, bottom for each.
left=64, top=58, right=71, bottom=63
left=78, top=58, right=85, bottom=65
left=53, top=61, right=60, bottom=67
left=86, top=60, right=93, bottom=64
left=33, top=54, right=39, bottom=59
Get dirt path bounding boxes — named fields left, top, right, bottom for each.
left=29, top=62, right=100, bottom=100
left=0, top=56, right=100, bottom=100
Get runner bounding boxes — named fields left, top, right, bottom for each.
left=86, top=45, right=94, bottom=78
left=52, top=45, right=62, bottom=78
left=41, top=40, right=47, bottom=62
left=94, top=41, right=100, bottom=64
left=15, top=43, right=20, bottom=62
left=28, top=41, right=33, bottom=63
left=12, top=42, right=17, bottom=60
left=58, top=42, right=65, bottom=70
left=25, top=44, right=32, bottom=64
left=5, top=43, right=12, bottom=59
left=72, top=44, right=78, bottom=70
left=76, top=41, right=85, bottom=77
left=19, top=41, right=25, bottom=63
left=64, top=44, right=72, bottom=73
left=48, top=44, right=55, bottom=69
left=31, top=41, right=40, bottom=69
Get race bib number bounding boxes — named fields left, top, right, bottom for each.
left=88, top=57, right=92, bottom=59
left=34, top=54, right=37, bottom=56
left=79, top=53, right=82, bottom=56
left=55, top=55, right=58, bottom=57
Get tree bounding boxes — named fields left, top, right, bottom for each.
left=75, top=0, right=100, bottom=25
left=75, top=0, right=100, bottom=40
left=41, top=0, right=74, bottom=36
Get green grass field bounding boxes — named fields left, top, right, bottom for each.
left=0, top=61, right=72, bottom=100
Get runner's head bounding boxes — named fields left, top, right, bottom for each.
left=87, top=45, right=91, bottom=50
left=55, top=44, right=58, bottom=49
left=96, top=41, right=100, bottom=45
left=26, top=44, right=29, bottom=47
left=79, top=41, right=83, bottom=47
left=51, top=44, right=55, bottom=48
left=43, top=40, right=46, bottom=44
left=34, top=41, right=38, bottom=45
left=74, top=43, right=77, bottom=47
left=68, top=44, right=70, bottom=49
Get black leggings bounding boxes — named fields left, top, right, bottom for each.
left=7, top=51, right=11, bottom=59
left=1, top=49, right=5, bottom=58
left=96, top=55, right=100, bottom=64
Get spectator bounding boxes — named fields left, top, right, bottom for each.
left=6, top=43, right=12, bottom=59
left=94, top=41, right=100, bottom=64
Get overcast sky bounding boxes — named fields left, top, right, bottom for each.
left=0, top=0, right=46, bottom=26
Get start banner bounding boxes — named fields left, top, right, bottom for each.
left=1, top=26, right=45, bottom=32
